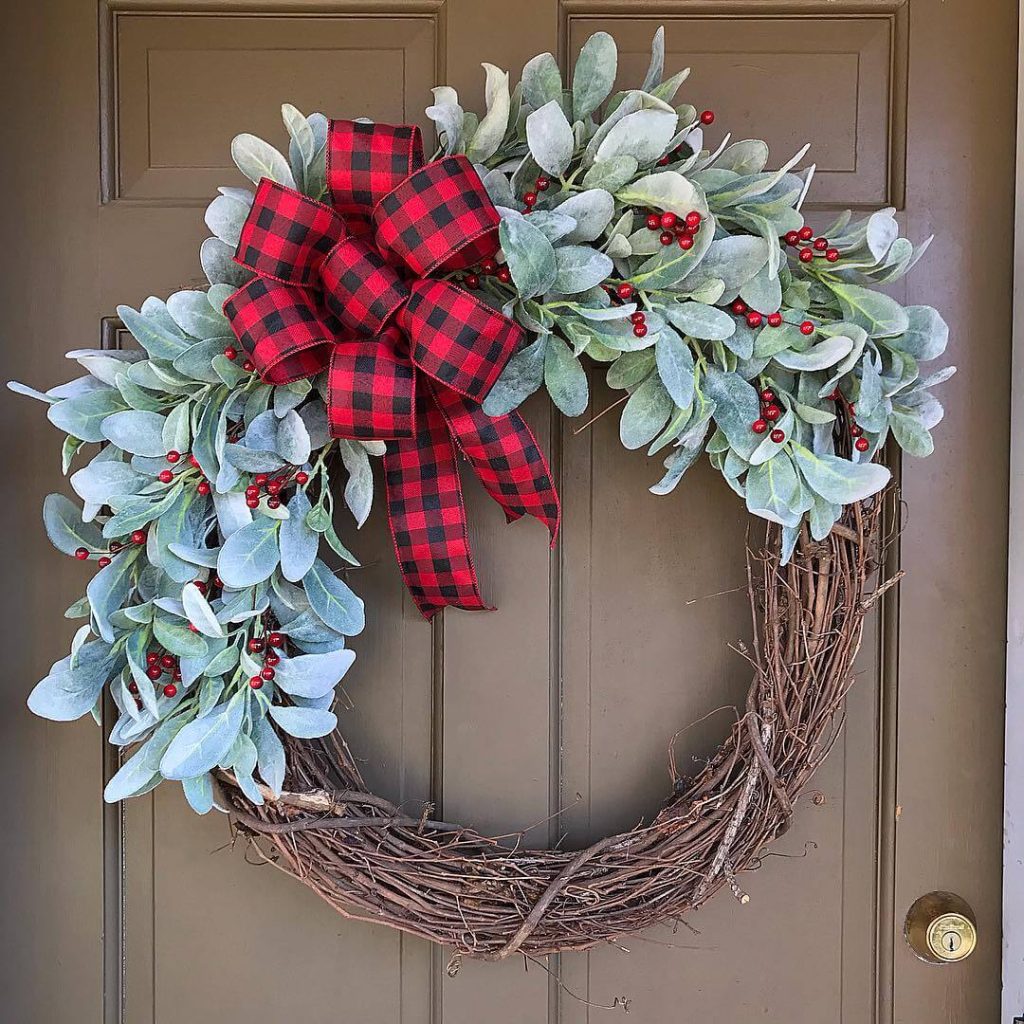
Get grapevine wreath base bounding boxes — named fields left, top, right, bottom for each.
left=218, top=494, right=888, bottom=960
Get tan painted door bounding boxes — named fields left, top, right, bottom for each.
left=1, top=1, right=1011, bottom=1021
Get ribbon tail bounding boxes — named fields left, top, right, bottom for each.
left=429, top=382, right=561, bottom=545
left=383, top=389, right=488, bottom=620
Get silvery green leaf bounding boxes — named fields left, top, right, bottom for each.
left=483, top=337, right=547, bottom=415
left=544, top=336, right=588, bottom=416
left=773, top=335, right=854, bottom=371
left=654, top=329, right=695, bottom=408
left=171, top=339, right=225, bottom=384
left=28, top=641, right=116, bottom=722
left=217, top=516, right=280, bottom=587
left=616, top=171, right=706, bottom=217
left=117, top=303, right=190, bottom=360
left=168, top=543, right=219, bottom=568
left=212, top=491, right=252, bottom=539
left=282, top=103, right=315, bottom=176
left=339, top=440, right=373, bottom=527
left=641, top=26, right=665, bottom=92
left=8, top=380, right=57, bottom=404
left=754, top=320, right=805, bottom=359
left=661, top=301, right=735, bottom=341
left=525, top=100, right=574, bottom=175
left=200, top=237, right=251, bottom=288
left=481, top=168, right=514, bottom=207
left=70, top=460, right=144, bottom=505
left=708, top=144, right=810, bottom=206
left=223, top=444, right=284, bottom=474
left=298, top=401, right=330, bottom=449
left=252, top=716, right=285, bottom=798
left=160, top=693, right=245, bottom=780
left=739, top=264, right=782, bottom=316
left=552, top=246, right=613, bottom=294
left=102, top=489, right=180, bottom=538
left=426, top=88, right=465, bottom=155
left=510, top=208, right=576, bottom=244
left=466, top=64, right=510, bottom=163
left=829, top=281, right=909, bottom=338
left=182, top=774, right=216, bottom=814
left=567, top=302, right=634, bottom=322
left=279, top=490, right=318, bottom=582
left=47, top=388, right=126, bottom=442
left=792, top=444, right=891, bottom=504
left=204, top=189, right=253, bottom=248
left=43, top=493, right=104, bottom=556
left=866, top=208, right=898, bottom=261
left=703, top=367, right=761, bottom=460
left=620, top=375, right=673, bottom=450
left=231, top=133, right=296, bottom=190
left=276, top=409, right=311, bottom=465
left=161, top=402, right=191, bottom=455
left=582, top=155, right=639, bottom=192
left=683, top=234, right=768, bottom=293
left=632, top=218, right=715, bottom=290
left=745, top=453, right=805, bottom=527
left=87, top=549, right=140, bottom=642
left=714, top=140, right=770, bottom=176
left=274, top=379, right=311, bottom=417
left=891, top=306, right=948, bottom=361
left=521, top=51, right=562, bottom=110
left=499, top=216, right=557, bottom=299
left=749, top=407, right=794, bottom=465
left=153, top=616, right=209, bottom=659
left=650, top=441, right=702, bottom=495
left=572, top=31, right=617, bottom=120
left=104, top=740, right=162, bottom=802
left=274, top=649, right=356, bottom=700
left=69, top=350, right=145, bottom=388
left=858, top=355, right=884, bottom=417
left=890, top=408, right=934, bottom=457
left=596, top=109, right=677, bottom=165
left=268, top=705, right=337, bottom=739
left=607, top=349, right=655, bottom=389
left=100, top=410, right=167, bottom=457
left=556, top=189, right=615, bottom=242
left=166, top=290, right=229, bottom=340
left=304, top=559, right=364, bottom=636
left=181, top=582, right=224, bottom=638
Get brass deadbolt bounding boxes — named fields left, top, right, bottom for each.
left=904, top=891, right=977, bottom=964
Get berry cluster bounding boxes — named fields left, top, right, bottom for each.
left=645, top=209, right=703, bottom=250
left=729, top=299, right=784, bottom=330
left=462, top=254, right=513, bottom=290
left=521, top=173, right=551, bottom=214
left=751, top=387, right=786, bottom=443
left=828, top=391, right=871, bottom=452
left=243, top=468, right=309, bottom=509
left=223, top=346, right=256, bottom=373
left=246, top=631, right=285, bottom=689
left=784, top=226, right=839, bottom=264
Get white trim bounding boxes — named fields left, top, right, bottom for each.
left=1003, top=4, right=1024, bottom=1020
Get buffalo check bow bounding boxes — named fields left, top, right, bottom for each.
left=222, top=120, right=560, bottom=618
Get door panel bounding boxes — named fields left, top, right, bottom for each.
left=1, top=1, right=1010, bottom=1022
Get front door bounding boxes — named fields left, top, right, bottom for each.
left=1, top=1, right=1011, bottom=1021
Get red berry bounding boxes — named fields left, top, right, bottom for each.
left=98, top=556, right=111, bottom=568
left=109, top=541, right=122, bottom=553
left=162, top=683, right=177, bottom=699
left=800, top=321, right=815, bottom=336
left=659, top=212, right=677, bottom=230
left=629, top=311, right=646, bottom=325
left=746, top=311, right=762, bottom=328
left=770, top=429, right=785, bottom=443
left=189, top=455, right=200, bottom=469
left=172, top=669, right=182, bottom=682
left=752, top=419, right=768, bottom=435
left=267, top=632, right=284, bottom=648
left=850, top=424, right=864, bottom=438
left=798, top=226, right=813, bottom=241
left=523, top=191, right=538, bottom=206
left=260, top=666, right=276, bottom=681
left=245, top=485, right=260, bottom=499
left=657, top=155, right=670, bottom=166
left=813, top=237, right=828, bottom=251
left=646, top=213, right=660, bottom=231
left=74, top=547, right=89, bottom=560
left=188, top=623, right=199, bottom=633
left=855, top=437, right=870, bottom=452
left=243, top=360, right=255, bottom=372
left=131, top=530, right=146, bottom=545
left=633, top=322, right=648, bottom=338
left=659, top=231, right=674, bottom=246
left=826, top=248, right=840, bottom=262
left=249, top=676, right=263, bottom=689
left=798, top=248, right=814, bottom=263
left=497, top=266, right=512, bottom=283
left=197, top=481, right=211, bottom=496
left=224, top=347, right=237, bottom=361
left=731, top=300, right=747, bottom=315
left=246, top=498, right=260, bottom=509
left=685, top=211, right=702, bottom=229
left=248, top=638, right=265, bottom=654
left=266, top=480, right=282, bottom=496
left=767, top=312, right=783, bottom=328
left=254, top=473, right=269, bottom=486
left=158, top=469, right=173, bottom=484
left=127, top=682, right=139, bottom=695
left=828, top=390, right=841, bottom=402
left=295, top=472, right=309, bottom=485
left=267, top=496, right=281, bottom=509
left=160, top=654, right=174, bottom=669
left=213, top=577, right=223, bottom=588
left=194, top=580, right=207, bottom=595
left=166, top=450, right=181, bottom=463
left=535, top=176, right=550, bottom=191
left=760, top=389, right=775, bottom=403
left=146, top=652, right=159, bottom=666
left=699, top=109, right=715, bottom=125
left=146, top=665, right=162, bottom=680
left=265, top=653, right=280, bottom=667
left=465, top=273, right=480, bottom=289
left=784, top=230, right=800, bottom=246
left=764, top=405, right=781, bottom=422
left=616, top=282, right=634, bottom=300
left=848, top=403, right=856, bottom=415
left=480, top=257, right=498, bottom=275
left=678, top=235, right=693, bottom=250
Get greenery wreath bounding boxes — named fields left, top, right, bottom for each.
left=13, top=27, right=951, bottom=958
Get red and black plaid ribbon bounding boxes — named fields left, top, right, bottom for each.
left=223, top=120, right=560, bottom=618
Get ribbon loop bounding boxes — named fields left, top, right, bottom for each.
left=320, top=235, right=409, bottom=335
left=328, top=120, right=424, bottom=217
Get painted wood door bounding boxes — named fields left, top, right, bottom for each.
left=1, top=1, right=1012, bottom=1021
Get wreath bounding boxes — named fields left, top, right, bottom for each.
left=13, top=27, right=952, bottom=960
